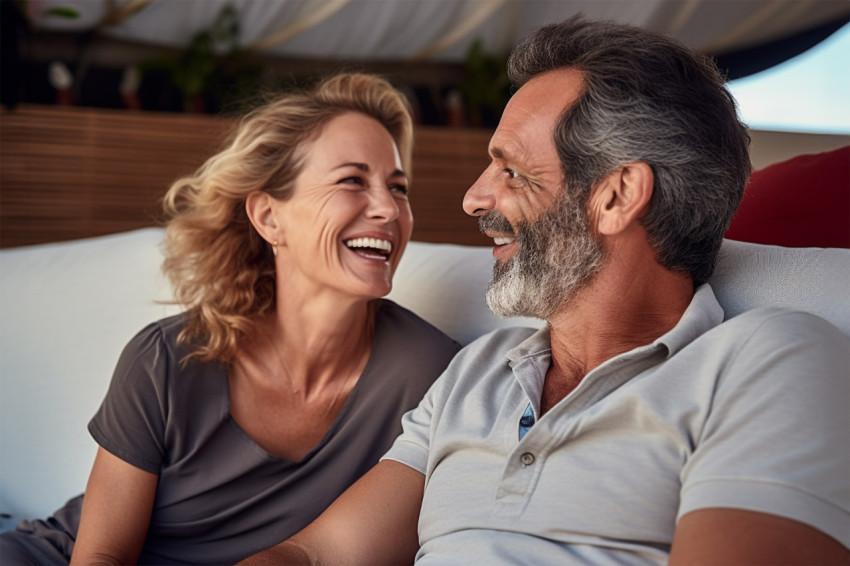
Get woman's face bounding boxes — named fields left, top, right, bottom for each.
left=275, top=111, right=413, bottom=303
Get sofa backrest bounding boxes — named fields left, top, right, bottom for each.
left=389, top=239, right=850, bottom=341
left=1, top=228, right=848, bottom=522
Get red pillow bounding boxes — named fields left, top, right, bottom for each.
left=725, top=146, right=849, bottom=248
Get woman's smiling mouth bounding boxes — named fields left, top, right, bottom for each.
left=344, top=237, right=392, bottom=260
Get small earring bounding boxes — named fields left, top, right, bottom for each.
left=271, top=241, right=278, bottom=257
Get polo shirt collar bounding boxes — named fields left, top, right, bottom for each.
left=505, top=283, right=725, bottom=364
left=653, top=284, right=725, bottom=357
left=506, top=326, right=551, bottom=365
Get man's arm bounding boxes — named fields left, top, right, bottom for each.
left=670, top=508, right=850, bottom=565
left=239, top=459, right=425, bottom=565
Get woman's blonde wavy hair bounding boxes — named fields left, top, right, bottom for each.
left=161, top=73, right=414, bottom=365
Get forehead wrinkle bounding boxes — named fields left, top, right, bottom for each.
left=489, top=137, right=526, bottom=169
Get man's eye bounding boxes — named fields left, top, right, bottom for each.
left=505, top=169, right=527, bottom=185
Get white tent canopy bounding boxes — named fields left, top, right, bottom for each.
left=28, top=0, right=850, bottom=63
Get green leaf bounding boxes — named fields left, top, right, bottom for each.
left=44, top=6, right=80, bottom=18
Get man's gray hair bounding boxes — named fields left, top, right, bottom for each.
left=507, top=15, right=751, bottom=286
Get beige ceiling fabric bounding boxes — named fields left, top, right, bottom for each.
left=248, top=0, right=350, bottom=51
left=26, top=0, right=850, bottom=68
left=408, top=0, right=507, bottom=60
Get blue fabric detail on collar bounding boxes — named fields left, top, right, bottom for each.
left=518, top=402, right=536, bottom=441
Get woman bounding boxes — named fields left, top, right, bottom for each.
left=1, top=73, right=460, bottom=565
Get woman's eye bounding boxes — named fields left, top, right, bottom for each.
left=339, top=176, right=364, bottom=185
left=390, top=184, right=409, bottom=195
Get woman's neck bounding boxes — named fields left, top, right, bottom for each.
left=249, top=295, right=376, bottom=399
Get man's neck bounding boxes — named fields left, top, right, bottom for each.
left=541, top=259, right=693, bottom=412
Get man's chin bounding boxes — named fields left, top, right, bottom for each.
left=486, top=276, right=550, bottom=320
left=485, top=296, right=525, bottom=319
left=486, top=264, right=594, bottom=320
left=485, top=273, right=519, bottom=318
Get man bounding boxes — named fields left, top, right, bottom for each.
left=241, top=16, right=849, bottom=565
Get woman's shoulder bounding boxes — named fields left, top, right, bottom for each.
left=376, top=299, right=461, bottom=355
left=111, top=311, right=223, bottom=402
left=119, top=311, right=194, bottom=365
left=152, top=310, right=191, bottom=334
left=360, top=300, right=460, bottom=396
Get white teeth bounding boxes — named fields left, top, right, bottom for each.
left=494, top=237, right=515, bottom=245
left=345, top=237, right=392, bottom=253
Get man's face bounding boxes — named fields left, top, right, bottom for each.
left=463, top=68, right=604, bottom=319
left=479, top=188, right=604, bottom=319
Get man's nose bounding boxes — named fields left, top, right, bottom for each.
left=463, top=169, right=496, bottom=217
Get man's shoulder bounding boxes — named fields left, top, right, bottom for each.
left=692, top=307, right=849, bottom=368
left=717, top=306, right=847, bottom=342
left=703, top=307, right=849, bottom=386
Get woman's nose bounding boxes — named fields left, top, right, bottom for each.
left=367, top=186, right=399, bottom=222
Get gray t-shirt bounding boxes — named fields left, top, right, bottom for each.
left=383, top=285, right=850, bottom=564
left=3, top=299, right=459, bottom=566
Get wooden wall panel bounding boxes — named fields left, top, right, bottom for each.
left=1, top=105, right=229, bottom=247
left=409, top=127, right=492, bottom=246
left=1, top=105, right=492, bottom=248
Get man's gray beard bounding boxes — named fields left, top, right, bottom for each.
left=482, top=191, right=605, bottom=320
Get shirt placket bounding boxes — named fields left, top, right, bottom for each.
left=492, top=344, right=666, bottom=517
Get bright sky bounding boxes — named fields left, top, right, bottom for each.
left=727, top=22, right=850, bottom=134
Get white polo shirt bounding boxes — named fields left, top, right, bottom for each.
left=383, top=285, right=850, bottom=564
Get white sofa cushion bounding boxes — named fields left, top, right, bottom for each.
left=1, top=228, right=848, bottom=522
left=390, top=239, right=850, bottom=340
left=0, top=229, right=179, bottom=524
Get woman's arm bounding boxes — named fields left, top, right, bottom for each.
left=70, top=447, right=158, bottom=566
left=239, top=459, right=425, bottom=565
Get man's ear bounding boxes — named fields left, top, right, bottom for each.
left=591, top=162, right=654, bottom=236
left=245, top=191, right=283, bottom=245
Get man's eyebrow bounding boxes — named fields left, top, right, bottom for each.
left=490, top=147, right=505, bottom=160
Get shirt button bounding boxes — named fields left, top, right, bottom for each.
left=520, top=452, right=535, bottom=466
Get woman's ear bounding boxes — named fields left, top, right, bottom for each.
left=246, top=191, right=283, bottom=246
left=592, top=161, right=654, bottom=236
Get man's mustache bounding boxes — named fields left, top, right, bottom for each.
left=478, top=210, right=515, bottom=235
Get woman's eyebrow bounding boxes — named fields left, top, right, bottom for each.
left=333, top=162, right=369, bottom=172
